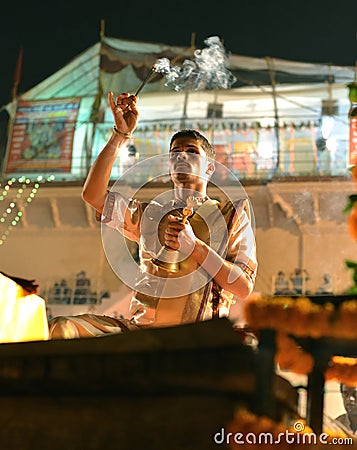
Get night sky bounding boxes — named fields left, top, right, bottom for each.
left=0, top=0, right=356, bottom=109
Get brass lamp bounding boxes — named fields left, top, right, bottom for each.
left=151, top=195, right=198, bottom=272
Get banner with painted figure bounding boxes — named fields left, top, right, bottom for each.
left=232, top=128, right=258, bottom=177
left=5, top=98, right=81, bottom=173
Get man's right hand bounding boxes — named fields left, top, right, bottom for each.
left=108, top=92, right=139, bottom=136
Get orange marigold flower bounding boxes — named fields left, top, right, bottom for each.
left=348, top=203, right=357, bottom=241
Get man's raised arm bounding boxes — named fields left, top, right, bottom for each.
left=82, top=92, right=139, bottom=213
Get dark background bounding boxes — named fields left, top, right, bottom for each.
left=0, top=0, right=356, bottom=109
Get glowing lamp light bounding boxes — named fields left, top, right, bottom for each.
left=257, top=142, right=275, bottom=159
left=321, top=115, right=335, bottom=140
left=326, top=137, right=337, bottom=153
left=254, top=117, right=276, bottom=160
left=0, top=274, right=49, bottom=343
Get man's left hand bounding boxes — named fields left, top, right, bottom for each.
left=164, top=215, right=196, bottom=255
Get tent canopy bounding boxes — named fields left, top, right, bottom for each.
left=3, top=36, right=355, bottom=181
left=12, top=35, right=355, bottom=105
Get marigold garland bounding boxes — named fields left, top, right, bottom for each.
left=275, top=332, right=314, bottom=375
left=275, top=334, right=357, bottom=384
left=245, top=294, right=357, bottom=383
left=245, top=294, right=357, bottom=339
left=325, top=356, right=357, bottom=386
left=348, top=203, right=357, bottom=242
left=244, top=157, right=357, bottom=382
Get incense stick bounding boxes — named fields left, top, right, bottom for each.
left=134, top=67, right=155, bottom=96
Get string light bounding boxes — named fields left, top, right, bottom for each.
left=0, top=175, right=54, bottom=247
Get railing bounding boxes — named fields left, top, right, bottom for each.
left=1, top=115, right=351, bottom=183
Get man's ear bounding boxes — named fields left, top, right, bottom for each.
left=206, top=162, right=215, bottom=176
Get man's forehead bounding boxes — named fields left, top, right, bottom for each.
left=170, top=137, right=204, bottom=152
left=342, top=386, right=357, bottom=393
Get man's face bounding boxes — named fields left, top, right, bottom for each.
left=342, top=385, right=357, bottom=417
left=169, top=136, right=214, bottom=185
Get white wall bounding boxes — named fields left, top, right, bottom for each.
left=0, top=179, right=355, bottom=305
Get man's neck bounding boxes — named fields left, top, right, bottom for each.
left=349, top=414, right=357, bottom=431
left=174, top=186, right=207, bottom=204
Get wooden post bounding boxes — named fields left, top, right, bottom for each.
left=266, top=57, right=281, bottom=174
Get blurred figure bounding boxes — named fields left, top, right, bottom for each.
left=335, top=384, right=357, bottom=436
left=290, top=268, right=309, bottom=295
left=274, top=271, right=291, bottom=295
left=315, top=273, right=333, bottom=295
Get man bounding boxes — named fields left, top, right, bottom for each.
left=49, top=92, right=257, bottom=338
left=274, top=271, right=290, bottom=295
left=335, top=384, right=357, bottom=435
left=290, top=268, right=309, bottom=295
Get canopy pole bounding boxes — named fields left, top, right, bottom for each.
left=100, top=19, right=105, bottom=39
left=85, top=21, right=105, bottom=176
left=266, top=57, right=281, bottom=173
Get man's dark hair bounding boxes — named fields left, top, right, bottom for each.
left=340, top=383, right=357, bottom=393
left=170, top=129, right=216, bottom=159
